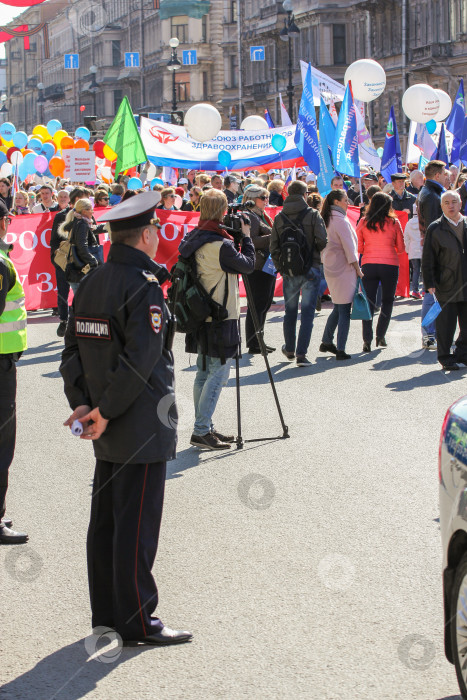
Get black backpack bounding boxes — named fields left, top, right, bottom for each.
left=278, top=208, right=310, bottom=277
left=167, top=253, right=228, bottom=334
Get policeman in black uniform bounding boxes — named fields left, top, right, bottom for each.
left=60, top=191, right=192, bottom=645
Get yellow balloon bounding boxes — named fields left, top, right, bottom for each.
left=33, top=124, right=49, bottom=140
left=2, top=139, right=13, bottom=148
left=103, top=144, right=117, bottom=161
left=0, top=146, right=7, bottom=154
left=53, top=129, right=68, bottom=148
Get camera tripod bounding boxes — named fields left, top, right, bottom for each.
left=234, top=272, right=290, bottom=450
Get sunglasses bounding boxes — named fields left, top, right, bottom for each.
left=168, top=194, right=175, bottom=198
left=259, top=195, right=269, bottom=201
left=99, top=197, right=109, bottom=201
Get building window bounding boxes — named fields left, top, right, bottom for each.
left=230, top=54, right=238, bottom=88
left=230, top=0, right=237, bottom=23
left=202, top=15, right=207, bottom=43
left=175, top=72, right=190, bottom=102
left=203, top=72, right=208, bottom=100
left=114, top=89, right=123, bottom=114
left=112, top=40, right=121, bottom=67
left=171, top=16, right=188, bottom=43
left=333, top=24, right=346, bottom=65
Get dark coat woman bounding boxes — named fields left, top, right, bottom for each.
left=60, top=199, right=100, bottom=289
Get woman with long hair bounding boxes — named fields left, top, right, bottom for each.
left=156, top=187, right=176, bottom=210
left=60, top=198, right=101, bottom=293
left=183, top=186, right=202, bottom=212
left=241, top=184, right=276, bottom=354
left=357, top=192, right=405, bottom=351
left=319, top=189, right=363, bottom=360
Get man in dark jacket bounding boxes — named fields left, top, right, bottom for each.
left=418, top=160, right=447, bottom=349
left=422, top=190, right=467, bottom=370
left=50, top=187, right=87, bottom=337
left=179, top=188, right=255, bottom=450
left=389, top=173, right=416, bottom=218
left=60, top=191, right=192, bottom=646
left=223, top=175, right=240, bottom=204
left=270, top=180, right=327, bottom=367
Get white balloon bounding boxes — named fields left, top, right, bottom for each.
left=402, top=84, right=440, bottom=123
left=240, top=115, right=269, bottom=131
left=0, top=162, right=13, bottom=177
left=344, top=59, right=386, bottom=102
left=434, top=89, right=452, bottom=122
left=101, top=166, right=112, bottom=180
left=174, top=194, right=183, bottom=210
left=10, top=151, right=23, bottom=166
left=184, top=103, right=222, bottom=143
left=147, top=163, right=157, bottom=180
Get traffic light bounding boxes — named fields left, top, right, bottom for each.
left=171, top=110, right=184, bottom=126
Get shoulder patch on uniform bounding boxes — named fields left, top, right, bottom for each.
left=141, top=270, right=158, bottom=283
left=75, top=316, right=111, bottom=340
left=149, top=305, right=162, bottom=334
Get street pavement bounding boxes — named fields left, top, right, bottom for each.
left=0, top=297, right=465, bottom=700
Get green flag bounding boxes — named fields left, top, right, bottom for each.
left=104, top=96, right=147, bottom=175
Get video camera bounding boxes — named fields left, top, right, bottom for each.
left=223, top=204, right=253, bottom=248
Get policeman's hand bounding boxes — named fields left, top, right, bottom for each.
left=64, top=405, right=91, bottom=430
left=240, top=217, right=251, bottom=238
left=78, top=407, right=109, bottom=441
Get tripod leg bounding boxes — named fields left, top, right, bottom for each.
left=235, top=354, right=243, bottom=449
left=243, top=274, right=289, bottom=438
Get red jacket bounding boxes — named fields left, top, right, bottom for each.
left=357, top=217, right=405, bottom=266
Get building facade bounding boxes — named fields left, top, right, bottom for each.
left=2, top=0, right=467, bottom=147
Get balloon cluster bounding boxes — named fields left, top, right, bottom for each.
left=402, top=84, right=451, bottom=124
left=0, top=118, right=95, bottom=180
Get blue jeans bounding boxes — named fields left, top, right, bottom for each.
left=421, top=288, right=436, bottom=337
left=322, top=303, right=352, bottom=351
left=410, top=259, right=421, bottom=294
left=193, top=355, right=233, bottom=436
left=283, top=267, right=321, bottom=357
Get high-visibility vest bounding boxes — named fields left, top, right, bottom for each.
left=0, top=247, right=27, bottom=354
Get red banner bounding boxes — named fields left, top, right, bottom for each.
left=8, top=205, right=410, bottom=311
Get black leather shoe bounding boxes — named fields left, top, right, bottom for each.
left=363, top=342, right=371, bottom=353
left=441, top=362, right=460, bottom=371
left=212, top=430, right=235, bottom=443
left=336, top=350, right=351, bottom=360
left=0, top=525, right=28, bottom=544
left=376, top=337, right=387, bottom=347
left=1, top=517, right=12, bottom=528
left=319, top=342, right=337, bottom=355
left=123, top=625, right=193, bottom=646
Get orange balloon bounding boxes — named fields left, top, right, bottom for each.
left=22, top=149, right=33, bottom=155
left=49, top=156, right=66, bottom=177
left=74, top=139, right=89, bottom=151
left=60, top=136, right=75, bottom=150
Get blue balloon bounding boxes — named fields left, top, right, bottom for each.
left=18, top=162, right=29, bottom=181
left=0, top=152, right=6, bottom=167
left=271, top=134, right=287, bottom=153
left=426, top=119, right=437, bottom=134
left=75, top=126, right=91, bottom=141
left=0, top=122, right=16, bottom=140
left=28, top=138, right=42, bottom=154
left=127, top=177, right=143, bottom=191
left=151, top=177, right=164, bottom=187
left=23, top=152, right=38, bottom=175
left=40, top=143, right=55, bottom=161
left=218, top=150, right=232, bottom=168
left=13, top=131, right=28, bottom=149
left=47, top=119, right=62, bottom=136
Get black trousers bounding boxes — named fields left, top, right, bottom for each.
left=87, top=459, right=166, bottom=640
left=361, top=263, right=399, bottom=343
left=245, top=270, right=276, bottom=350
left=53, top=263, right=70, bottom=322
left=435, top=301, right=467, bottom=365
left=0, top=356, right=17, bottom=521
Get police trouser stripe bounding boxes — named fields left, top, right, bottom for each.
left=134, top=463, right=149, bottom=637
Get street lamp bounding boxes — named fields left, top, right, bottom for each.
left=89, top=65, right=98, bottom=116
left=37, top=83, right=45, bottom=123
left=280, top=0, right=300, bottom=121
left=167, top=37, right=181, bottom=112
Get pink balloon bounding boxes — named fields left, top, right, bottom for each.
left=34, top=154, right=48, bottom=173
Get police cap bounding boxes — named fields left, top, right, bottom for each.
left=390, top=173, right=408, bottom=182
left=96, top=190, right=162, bottom=232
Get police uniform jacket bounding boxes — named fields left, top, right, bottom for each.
left=60, top=243, right=177, bottom=464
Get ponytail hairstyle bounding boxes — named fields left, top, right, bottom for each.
left=320, top=189, right=347, bottom=227
left=59, top=197, right=93, bottom=235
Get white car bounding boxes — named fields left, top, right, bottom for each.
left=439, top=396, right=467, bottom=698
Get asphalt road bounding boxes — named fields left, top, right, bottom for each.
left=0, top=297, right=465, bottom=700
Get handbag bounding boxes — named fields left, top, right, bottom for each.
left=53, top=232, right=73, bottom=272
left=421, top=294, right=442, bottom=328
left=350, top=278, right=372, bottom=321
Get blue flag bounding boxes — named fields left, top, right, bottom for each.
left=380, top=106, right=402, bottom=182
left=319, top=97, right=336, bottom=164
left=418, top=155, right=429, bottom=173
left=294, top=63, right=320, bottom=174
left=332, top=82, right=359, bottom=178
left=446, top=79, right=465, bottom=166
left=460, top=116, right=467, bottom=166
left=435, top=122, right=449, bottom=165
left=317, top=97, right=335, bottom=196
left=264, top=108, right=275, bottom=129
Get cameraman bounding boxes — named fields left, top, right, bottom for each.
left=179, top=189, right=255, bottom=450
